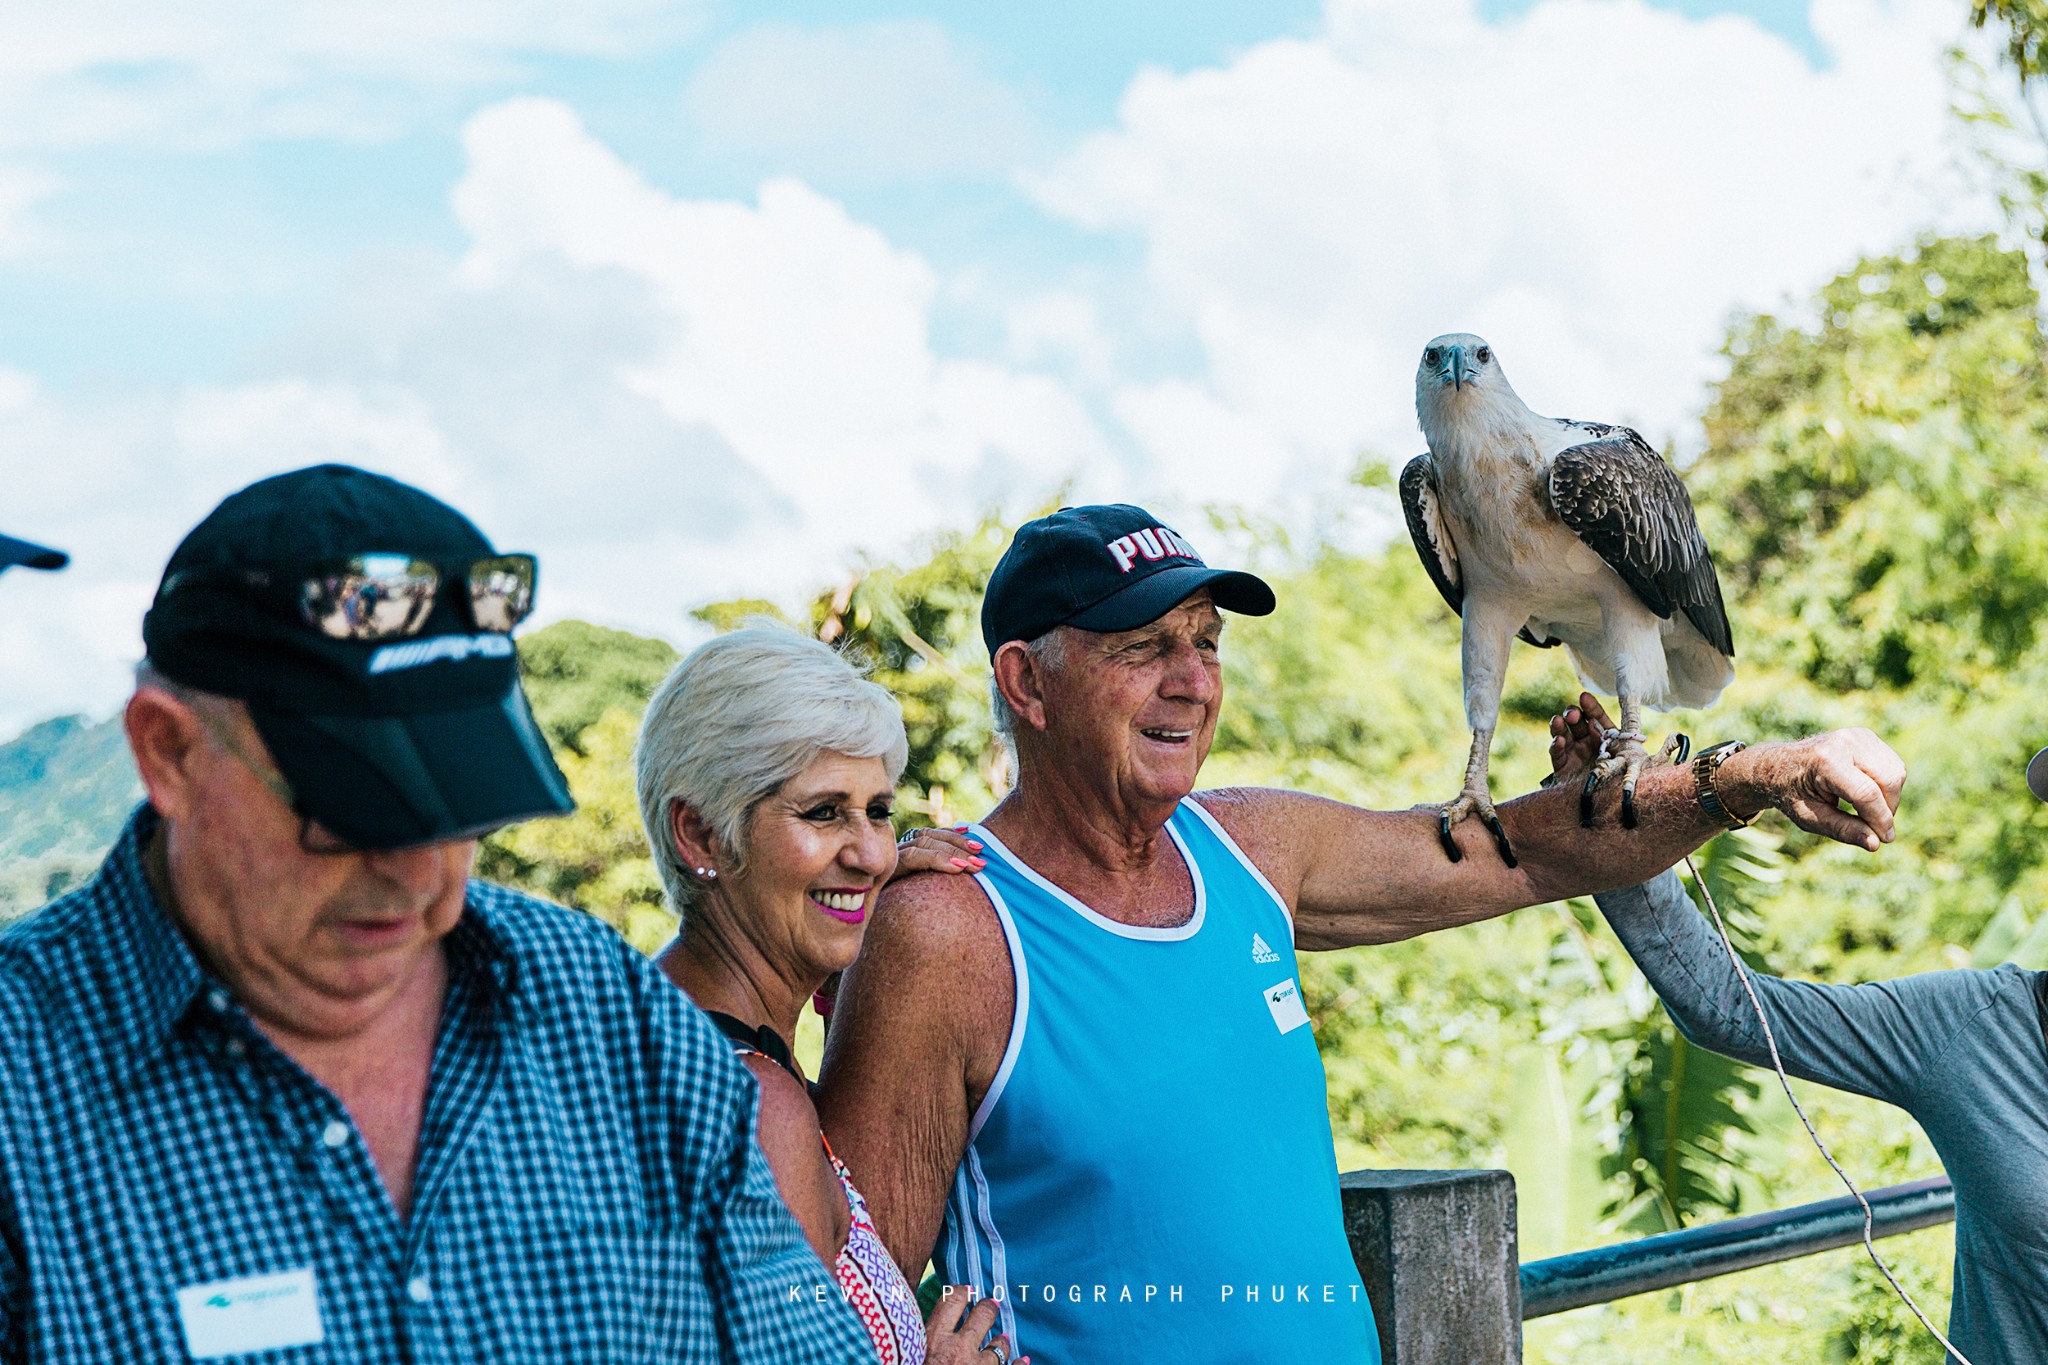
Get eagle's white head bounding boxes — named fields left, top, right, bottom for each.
left=1415, top=332, right=1528, bottom=447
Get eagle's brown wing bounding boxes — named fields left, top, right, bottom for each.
left=1548, top=432, right=1734, bottom=657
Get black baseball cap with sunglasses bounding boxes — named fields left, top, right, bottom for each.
left=142, top=464, right=573, bottom=851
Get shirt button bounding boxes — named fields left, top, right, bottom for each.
left=206, top=989, right=230, bottom=1013
left=406, top=1275, right=432, bottom=1304
left=321, top=1121, right=350, bottom=1149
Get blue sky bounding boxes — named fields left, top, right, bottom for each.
left=0, top=0, right=1998, bottom=734
left=10, top=1, right=1334, bottom=387
left=1, top=0, right=1827, bottom=389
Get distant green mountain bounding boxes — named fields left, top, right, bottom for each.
left=0, top=713, right=140, bottom=916
left=0, top=619, right=680, bottom=921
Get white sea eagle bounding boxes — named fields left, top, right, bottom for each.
left=1399, top=333, right=1734, bottom=865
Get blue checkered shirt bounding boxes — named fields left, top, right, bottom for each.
left=0, top=807, right=871, bottom=1362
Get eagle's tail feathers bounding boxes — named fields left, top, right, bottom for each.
left=1661, top=636, right=1735, bottom=711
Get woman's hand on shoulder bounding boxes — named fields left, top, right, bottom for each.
left=924, top=1286, right=1022, bottom=1365
left=889, top=825, right=985, bottom=882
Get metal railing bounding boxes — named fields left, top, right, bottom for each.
left=1517, top=1175, right=1956, bottom=1319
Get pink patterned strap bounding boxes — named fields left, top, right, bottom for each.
left=829, top=1150, right=926, bottom=1365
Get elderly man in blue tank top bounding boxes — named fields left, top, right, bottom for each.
left=817, top=503, right=1905, bottom=1364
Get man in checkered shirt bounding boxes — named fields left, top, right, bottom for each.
left=0, top=466, right=870, bottom=1362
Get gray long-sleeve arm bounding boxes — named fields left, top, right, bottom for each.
left=1595, top=871, right=2008, bottom=1112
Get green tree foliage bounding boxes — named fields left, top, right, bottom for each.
left=514, top=619, right=683, bottom=752
left=1700, top=235, right=2048, bottom=690
left=1595, top=1010, right=1762, bottom=1234
left=1693, top=233, right=2048, bottom=955
left=1974, top=0, right=2048, bottom=82
left=1582, top=830, right=1785, bottom=1234
left=1824, top=1244, right=1954, bottom=1364
left=477, top=621, right=679, bottom=953
left=794, top=511, right=1024, bottom=828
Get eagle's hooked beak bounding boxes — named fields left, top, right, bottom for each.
left=1445, top=344, right=1470, bottom=391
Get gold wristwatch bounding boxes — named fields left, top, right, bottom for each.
left=1691, top=740, right=1756, bottom=830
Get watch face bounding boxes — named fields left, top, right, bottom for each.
left=1691, top=742, right=1749, bottom=828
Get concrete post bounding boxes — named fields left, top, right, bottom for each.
left=1341, top=1168, right=1521, bottom=1364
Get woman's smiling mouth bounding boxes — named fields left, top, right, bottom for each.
left=811, top=890, right=868, bottom=923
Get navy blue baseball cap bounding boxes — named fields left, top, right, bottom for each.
left=981, top=504, right=1276, bottom=656
left=0, top=532, right=66, bottom=574
left=143, top=465, right=572, bottom=850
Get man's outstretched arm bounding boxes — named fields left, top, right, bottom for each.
left=1200, top=724, right=1903, bottom=950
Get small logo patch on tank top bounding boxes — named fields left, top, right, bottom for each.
left=1263, top=978, right=1311, bottom=1034
left=1251, top=932, right=1281, bottom=963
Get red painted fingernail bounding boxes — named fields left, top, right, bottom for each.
left=967, top=840, right=983, bottom=851
left=953, top=824, right=969, bottom=831
left=950, top=858, right=972, bottom=869
left=969, top=858, right=986, bottom=868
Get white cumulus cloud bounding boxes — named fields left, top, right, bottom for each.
left=1034, top=0, right=1997, bottom=490
left=0, top=0, right=702, bottom=151
left=450, top=97, right=1109, bottom=603
left=684, top=20, right=1045, bottom=185
left=0, top=97, right=1113, bottom=735
left=0, top=0, right=2020, bottom=739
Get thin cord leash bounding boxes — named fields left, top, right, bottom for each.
left=1682, top=849, right=1971, bottom=1364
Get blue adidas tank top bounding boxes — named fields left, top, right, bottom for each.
left=939, top=798, right=1381, bottom=1364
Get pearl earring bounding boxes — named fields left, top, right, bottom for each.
left=695, top=867, right=717, bottom=880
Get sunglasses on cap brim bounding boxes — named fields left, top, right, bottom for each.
left=162, top=553, right=538, bottom=642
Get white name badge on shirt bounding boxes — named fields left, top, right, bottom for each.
left=1263, top=978, right=1311, bottom=1035
left=176, top=1268, right=325, bottom=1359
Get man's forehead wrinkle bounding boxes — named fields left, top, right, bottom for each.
left=1156, top=597, right=1224, bottom=635
left=1082, top=604, right=1223, bottom=653
left=1091, top=621, right=1168, bottom=650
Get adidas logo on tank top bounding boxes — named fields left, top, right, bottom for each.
left=1251, top=932, right=1281, bottom=964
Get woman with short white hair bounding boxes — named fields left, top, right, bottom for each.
left=636, top=626, right=1009, bottom=1365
